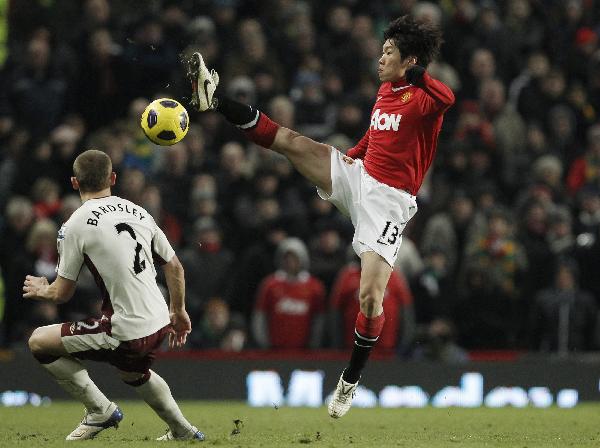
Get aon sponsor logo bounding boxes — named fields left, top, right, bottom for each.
left=275, top=297, right=309, bottom=315
left=370, top=109, right=402, bottom=131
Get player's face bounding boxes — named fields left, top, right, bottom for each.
left=378, top=39, right=414, bottom=82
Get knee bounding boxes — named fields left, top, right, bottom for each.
left=119, top=369, right=150, bottom=386
left=359, top=289, right=383, bottom=316
left=277, top=129, right=303, bottom=157
left=28, top=328, right=44, bottom=354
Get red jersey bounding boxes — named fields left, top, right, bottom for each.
left=330, top=264, right=413, bottom=350
left=347, top=72, right=455, bottom=195
left=255, top=271, right=326, bottom=349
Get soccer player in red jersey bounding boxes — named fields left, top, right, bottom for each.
left=188, top=15, right=454, bottom=418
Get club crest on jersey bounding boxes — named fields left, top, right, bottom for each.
left=401, top=91, right=412, bottom=103
left=370, top=108, right=402, bottom=131
left=57, top=225, right=66, bottom=240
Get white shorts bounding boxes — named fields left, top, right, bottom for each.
left=317, top=148, right=418, bottom=267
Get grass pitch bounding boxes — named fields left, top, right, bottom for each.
left=1, top=401, right=599, bottom=447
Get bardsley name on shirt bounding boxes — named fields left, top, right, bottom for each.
left=86, top=203, right=145, bottom=226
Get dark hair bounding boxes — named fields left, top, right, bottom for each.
left=383, top=15, right=443, bottom=67
left=73, top=149, right=112, bottom=193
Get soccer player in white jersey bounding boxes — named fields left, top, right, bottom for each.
left=23, top=150, right=205, bottom=441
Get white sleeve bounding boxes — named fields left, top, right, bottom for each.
left=56, top=222, right=84, bottom=281
left=151, top=224, right=175, bottom=265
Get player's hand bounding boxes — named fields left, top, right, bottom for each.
left=342, top=155, right=355, bottom=165
left=22, top=275, right=49, bottom=299
left=168, top=309, right=192, bottom=349
left=405, top=65, right=426, bottom=85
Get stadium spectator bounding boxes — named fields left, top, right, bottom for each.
left=574, top=186, right=600, bottom=235
left=76, top=28, right=128, bottom=129
left=393, top=235, right=424, bottom=282
left=141, top=184, right=183, bottom=248
left=309, top=222, right=347, bottom=295
left=1, top=33, right=69, bottom=138
left=330, top=253, right=415, bottom=353
left=518, top=200, right=554, bottom=299
left=192, top=297, right=246, bottom=351
left=252, top=237, right=325, bottom=349
left=410, top=318, right=468, bottom=364
left=122, top=17, right=179, bottom=101
left=575, top=224, right=600, bottom=306
left=10, top=219, right=60, bottom=343
left=228, top=218, right=288, bottom=320
left=464, top=207, right=528, bottom=302
left=410, top=247, right=453, bottom=325
left=530, top=259, right=598, bottom=353
left=0, top=196, right=35, bottom=345
left=421, top=190, right=481, bottom=278
left=567, top=124, right=600, bottom=196
left=180, top=217, right=233, bottom=321
left=456, top=263, right=512, bottom=349
left=31, top=177, right=62, bottom=220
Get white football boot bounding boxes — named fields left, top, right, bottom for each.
left=188, top=52, right=219, bottom=112
left=65, top=402, right=123, bottom=440
left=328, top=373, right=359, bottom=418
left=156, top=425, right=205, bottom=441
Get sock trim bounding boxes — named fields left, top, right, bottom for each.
left=124, top=371, right=151, bottom=387
left=33, top=353, right=60, bottom=364
left=355, top=329, right=379, bottom=342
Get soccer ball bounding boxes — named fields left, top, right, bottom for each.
left=140, top=98, right=189, bottom=146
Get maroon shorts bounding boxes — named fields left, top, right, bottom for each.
left=60, top=317, right=171, bottom=373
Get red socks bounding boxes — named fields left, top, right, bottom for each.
left=243, top=112, right=280, bottom=148
left=355, top=311, right=385, bottom=339
left=343, top=311, right=386, bottom=383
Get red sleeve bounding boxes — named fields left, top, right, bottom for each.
left=416, top=72, right=455, bottom=116
left=566, top=157, right=587, bottom=196
left=346, top=129, right=369, bottom=160
left=254, top=276, right=273, bottom=311
left=388, top=271, right=413, bottom=306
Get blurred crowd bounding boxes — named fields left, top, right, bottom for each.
left=2, top=0, right=600, bottom=360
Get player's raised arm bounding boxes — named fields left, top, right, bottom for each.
left=407, top=66, right=455, bottom=115
left=23, top=274, right=76, bottom=303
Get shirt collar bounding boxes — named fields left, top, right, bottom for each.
left=390, top=78, right=412, bottom=91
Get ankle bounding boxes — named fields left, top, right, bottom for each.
left=342, top=369, right=360, bottom=384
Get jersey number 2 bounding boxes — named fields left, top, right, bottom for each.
left=115, top=223, right=146, bottom=274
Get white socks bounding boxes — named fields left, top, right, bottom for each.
left=43, top=357, right=111, bottom=415
left=135, top=370, right=192, bottom=437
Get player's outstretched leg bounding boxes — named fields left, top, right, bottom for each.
left=122, top=370, right=205, bottom=441
left=187, top=51, right=333, bottom=194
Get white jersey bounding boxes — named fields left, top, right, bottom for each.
left=56, top=195, right=173, bottom=341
